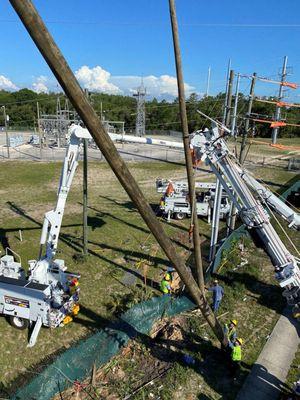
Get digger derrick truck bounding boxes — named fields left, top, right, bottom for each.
left=191, top=122, right=300, bottom=312
left=0, top=125, right=91, bottom=346
left=0, top=125, right=184, bottom=347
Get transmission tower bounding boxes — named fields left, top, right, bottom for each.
left=133, top=82, right=146, bottom=136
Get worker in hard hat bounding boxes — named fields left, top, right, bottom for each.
left=229, top=338, right=243, bottom=377
left=224, top=319, right=238, bottom=344
left=160, top=273, right=172, bottom=295
left=206, top=279, right=224, bottom=313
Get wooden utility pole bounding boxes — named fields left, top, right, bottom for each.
left=9, top=0, right=225, bottom=343
left=169, top=0, right=204, bottom=293
left=225, top=70, right=235, bottom=127
left=83, top=138, right=88, bottom=255
left=239, top=73, right=257, bottom=164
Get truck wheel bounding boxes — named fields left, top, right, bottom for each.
left=9, top=316, right=29, bottom=330
left=175, top=212, right=186, bottom=220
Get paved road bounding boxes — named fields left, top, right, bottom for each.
left=236, top=308, right=300, bottom=400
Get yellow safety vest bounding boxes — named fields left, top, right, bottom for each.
left=232, top=345, right=242, bottom=362
left=160, top=279, right=170, bottom=294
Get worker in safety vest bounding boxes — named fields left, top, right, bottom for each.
left=229, top=338, right=243, bottom=376
left=160, top=273, right=172, bottom=295
left=224, top=319, right=238, bottom=345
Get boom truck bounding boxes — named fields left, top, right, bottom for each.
left=189, top=121, right=300, bottom=313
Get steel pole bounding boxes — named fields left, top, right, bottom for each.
left=2, top=106, right=10, bottom=159
left=206, top=66, right=211, bottom=97
left=209, top=69, right=234, bottom=261
left=231, top=73, right=240, bottom=137
left=227, top=73, right=240, bottom=235
left=9, top=0, right=224, bottom=342
left=36, top=101, right=42, bottom=159
left=169, top=0, right=205, bottom=292
left=239, top=72, right=257, bottom=164
left=272, top=56, right=288, bottom=144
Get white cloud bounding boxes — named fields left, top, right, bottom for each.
left=0, top=75, right=18, bottom=91
left=26, top=66, right=197, bottom=99
left=32, top=76, right=49, bottom=93
left=111, top=74, right=196, bottom=98
left=75, top=65, right=121, bottom=94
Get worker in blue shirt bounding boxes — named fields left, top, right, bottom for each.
left=206, top=279, right=224, bottom=312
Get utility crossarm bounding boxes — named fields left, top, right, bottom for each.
left=192, top=123, right=300, bottom=296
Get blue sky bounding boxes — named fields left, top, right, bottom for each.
left=1, top=0, right=300, bottom=100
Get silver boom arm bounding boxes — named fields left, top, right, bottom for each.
left=190, top=131, right=300, bottom=230
left=194, top=124, right=300, bottom=291
left=39, top=125, right=91, bottom=261
left=236, top=169, right=300, bottom=229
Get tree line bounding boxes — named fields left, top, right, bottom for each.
left=0, top=88, right=299, bottom=138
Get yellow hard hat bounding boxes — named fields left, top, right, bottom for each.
left=230, top=319, right=238, bottom=326
left=165, top=273, right=171, bottom=281
left=236, top=338, right=243, bottom=345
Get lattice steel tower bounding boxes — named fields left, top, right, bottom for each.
left=133, top=82, right=146, bottom=136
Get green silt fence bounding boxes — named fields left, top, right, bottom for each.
left=13, top=179, right=300, bottom=400
left=12, top=295, right=195, bottom=400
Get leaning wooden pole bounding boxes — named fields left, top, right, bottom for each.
left=9, top=0, right=224, bottom=343
left=168, top=0, right=205, bottom=293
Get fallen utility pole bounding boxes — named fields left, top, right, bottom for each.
left=169, top=0, right=205, bottom=293
left=239, top=72, right=257, bottom=164
left=10, top=0, right=224, bottom=343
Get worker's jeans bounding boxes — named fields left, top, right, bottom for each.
left=213, top=299, right=221, bottom=312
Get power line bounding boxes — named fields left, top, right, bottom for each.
left=2, top=19, right=300, bottom=28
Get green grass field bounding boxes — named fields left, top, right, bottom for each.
left=0, top=159, right=298, bottom=398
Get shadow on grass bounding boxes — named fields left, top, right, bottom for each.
left=214, top=270, right=285, bottom=314
left=4, top=201, right=175, bottom=292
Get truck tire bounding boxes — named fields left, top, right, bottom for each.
left=175, top=212, right=186, bottom=220
left=9, top=316, right=29, bottom=330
